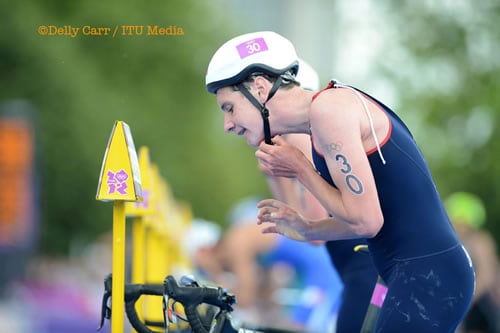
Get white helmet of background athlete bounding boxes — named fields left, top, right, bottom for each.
left=205, top=31, right=299, bottom=94
left=296, top=58, right=320, bottom=91
left=182, top=218, right=221, bottom=261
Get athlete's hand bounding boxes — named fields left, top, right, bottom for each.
left=257, top=199, right=310, bottom=241
left=256, top=135, right=311, bottom=178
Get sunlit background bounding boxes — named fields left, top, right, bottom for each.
left=0, top=0, right=499, bottom=331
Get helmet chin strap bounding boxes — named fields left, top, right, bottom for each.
left=236, top=77, right=283, bottom=145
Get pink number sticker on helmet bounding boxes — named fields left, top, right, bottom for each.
left=236, top=37, right=269, bottom=59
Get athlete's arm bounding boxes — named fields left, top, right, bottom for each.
left=307, top=89, right=384, bottom=236
left=222, top=224, right=275, bottom=308
left=256, top=89, right=385, bottom=239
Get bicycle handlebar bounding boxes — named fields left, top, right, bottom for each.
left=124, top=282, right=164, bottom=333
left=99, top=274, right=165, bottom=333
left=164, top=275, right=236, bottom=333
left=99, top=274, right=236, bottom=333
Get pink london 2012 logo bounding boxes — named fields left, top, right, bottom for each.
left=106, top=169, right=128, bottom=195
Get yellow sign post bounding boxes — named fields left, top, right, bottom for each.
left=126, top=146, right=155, bottom=285
left=125, top=146, right=156, bottom=331
left=96, top=121, right=142, bottom=333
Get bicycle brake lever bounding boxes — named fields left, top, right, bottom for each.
left=180, top=275, right=199, bottom=287
left=97, top=274, right=112, bottom=331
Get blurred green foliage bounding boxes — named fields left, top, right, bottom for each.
left=0, top=0, right=270, bottom=254
left=374, top=1, right=500, bottom=247
left=1, top=0, right=499, bottom=255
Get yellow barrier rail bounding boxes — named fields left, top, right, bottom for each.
left=97, top=121, right=193, bottom=333
left=96, top=121, right=143, bottom=333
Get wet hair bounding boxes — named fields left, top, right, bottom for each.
left=232, top=71, right=299, bottom=92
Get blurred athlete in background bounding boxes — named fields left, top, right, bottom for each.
left=445, top=192, right=500, bottom=333
left=217, top=195, right=343, bottom=332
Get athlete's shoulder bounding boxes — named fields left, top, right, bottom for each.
left=311, top=86, right=360, bottom=117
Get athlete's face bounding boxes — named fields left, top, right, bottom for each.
left=216, top=86, right=265, bottom=147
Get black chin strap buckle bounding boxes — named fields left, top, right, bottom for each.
left=261, top=107, right=273, bottom=145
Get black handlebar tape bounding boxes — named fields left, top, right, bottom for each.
left=144, top=283, right=164, bottom=295
left=143, top=319, right=164, bottom=328
left=164, top=275, right=222, bottom=307
left=125, top=298, right=159, bottom=333
left=123, top=283, right=164, bottom=333
left=185, top=304, right=210, bottom=333
left=164, top=276, right=224, bottom=332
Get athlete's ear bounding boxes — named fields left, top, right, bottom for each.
left=253, top=76, right=270, bottom=103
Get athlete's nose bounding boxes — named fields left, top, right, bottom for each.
left=223, top=113, right=235, bottom=133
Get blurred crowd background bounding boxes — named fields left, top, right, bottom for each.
left=0, top=0, right=499, bottom=332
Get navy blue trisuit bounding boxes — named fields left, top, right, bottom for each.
left=324, top=239, right=379, bottom=333
left=310, top=81, right=475, bottom=333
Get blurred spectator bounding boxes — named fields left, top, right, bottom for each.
left=190, top=197, right=343, bottom=332
left=182, top=218, right=223, bottom=281
left=0, top=232, right=113, bottom=333
left=445, top=191, right=500, bottom=333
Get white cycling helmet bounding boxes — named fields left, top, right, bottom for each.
left=182, top=218, right=221, bottom=260
left=206, top=31, right=299, bottom=94
left=296, top=58, right=320, bottom=91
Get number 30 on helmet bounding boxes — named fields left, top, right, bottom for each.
left=205, top=31, right=300, bottom=94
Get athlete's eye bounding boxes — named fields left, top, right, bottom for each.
left=221, top=103, right=233, bottom=114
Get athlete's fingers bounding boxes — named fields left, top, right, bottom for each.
left=256, top=199, right=279, bottom=222
left=257, top=210, right=276, bottom=225
left=256, top=136, right=288, bottom=158
left=259, top=135, right=285, bottom=150
left=255, top=149, right=269, bottom=164
left=257, top=198, right=282, bottom=209
left=261, top=226, right=278, bottom=234
left=257, top=206, right=274, bottom=216
left=257, top=209, right=279, bottom=225
left=271, top=135, right=286, bottom=145
left=257, top=208, right=281, bottom=224
left=256, top=212, right=268, bottom=224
